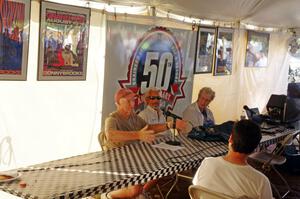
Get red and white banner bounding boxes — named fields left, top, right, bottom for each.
left=102, top=21, right=196, bottom=122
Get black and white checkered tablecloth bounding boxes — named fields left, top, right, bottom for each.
left=0, top=130, right=295, bottom=199
left=260, top=128, right=298, bottom=149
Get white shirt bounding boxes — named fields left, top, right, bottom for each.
left=138, top=106, right=166, bottom=124
left=193, top=157, right=273, bottom=199
left=138, top=106, right=170, bottom=136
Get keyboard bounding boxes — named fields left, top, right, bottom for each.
left=260, top=122, right=277, bottom=130
left=261, top=126, right=286, bottom=134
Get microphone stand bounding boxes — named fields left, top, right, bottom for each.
left=165, top=118, right=181, bottom=146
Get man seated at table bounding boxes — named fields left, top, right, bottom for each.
left=138, top=87, right=187, bottom=135
left=183, top=87, right=215, bottom=132
left=104, top=88, right=184, bottom=198
left=183, top=87, right=233, bottom=140
left=192, top=119, right=273, bottom=198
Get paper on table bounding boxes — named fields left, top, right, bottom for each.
left=151, top=142, right=185, bottom=151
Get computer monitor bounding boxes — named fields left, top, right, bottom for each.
left=266, top=94, right=286, bottom=122
left=287, top=82, right=300, bottom=98
left=284, top=83, right=300, bottom=124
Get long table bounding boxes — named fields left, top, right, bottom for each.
left=0, top=129, right=296, bottom=199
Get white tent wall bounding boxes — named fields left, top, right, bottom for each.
left=192, top=30, right=290, bottom=123
left=0, top=1, right=106, bottom=173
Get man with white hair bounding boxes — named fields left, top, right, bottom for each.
left=139, top=88, right=187, bottom=134
left=183, top=87, right=215, bottom=132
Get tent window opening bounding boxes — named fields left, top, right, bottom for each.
left=289, top=56, right=300, bottom=83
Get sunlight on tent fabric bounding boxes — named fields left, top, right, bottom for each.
left=241, top=23, right=278, bottom=32
left=0, top=0, right=106, bottom=169
left=104, top=4, right=147, bottom=14
left=47, top=0, right=88, bottom=7
left=47, top=0, right=147, bottom=15
left=156, top=8, right=214, bottom=26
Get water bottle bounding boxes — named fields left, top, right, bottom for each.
left=240, top=110, right=246, bottom=120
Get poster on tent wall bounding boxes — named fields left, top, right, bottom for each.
left=245, top=30, right=269, bottom=68
left=38, top=1, right=90, bottom=80
left=0, top=0, right=30, bottom=80
left=102, top=21, right=195, bottom=122
left=214, top=28, right=233, bottom=76
left=194, top=26, right=216, bottom=74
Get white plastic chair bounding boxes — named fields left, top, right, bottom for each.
left=0, top=136, right=15, bottom=170
left=188, top=185, right=238, bottom=199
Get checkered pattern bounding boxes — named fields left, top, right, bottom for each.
left=260, top=129, right=298, bottom=149
left=0, top=130, right=295, bottom=199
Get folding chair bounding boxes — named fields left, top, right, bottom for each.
left=98, top=131, right=123, bottom=151
left=97, top=132, right=164, bottom=198
left=98, top=131, right=106, bottom=151
left=249, top=132, right=299, bottom=198
left=188, top=185, right=238, bottom=199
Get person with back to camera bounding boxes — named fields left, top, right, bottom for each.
left=192, top=119, right=273, bottom=199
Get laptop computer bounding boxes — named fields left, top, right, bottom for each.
left=245, top=107, right=277, bottom=130
left=245, top=107, right=260, bottom=120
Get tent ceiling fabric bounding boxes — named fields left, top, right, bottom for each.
left=99, top=0, right=300, bottom=29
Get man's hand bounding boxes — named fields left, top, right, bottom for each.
left=138, top=125, right=155, bottom=143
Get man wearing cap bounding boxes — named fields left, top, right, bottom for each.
left=104, top=88, right=176, bottom=198
left=105, top=88, right=172, bottom=149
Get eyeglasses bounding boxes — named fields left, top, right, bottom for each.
left=148, top=96, right=161, bottom=100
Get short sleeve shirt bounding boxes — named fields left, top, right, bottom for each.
left=105, top=111, right=147, bottom=147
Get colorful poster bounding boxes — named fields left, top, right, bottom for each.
left=102, top=21, right=195, bottom=122
left=38, top=2, right=90, bottom=80
left=0, top=0, right=30, bottom=80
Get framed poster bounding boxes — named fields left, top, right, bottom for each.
left=245, top=30, right=269, bottom=67
left=214, top=28, right=234, bottom=76
left=194, top=26, right=216, bottom=74
left=0, top=0, right=30, bottom=80
left=38, top=1, right=90, bottom=80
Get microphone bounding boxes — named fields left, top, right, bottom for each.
left=163, top=110, right=182, bottom=120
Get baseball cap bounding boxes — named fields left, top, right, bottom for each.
left=114, top=88, right=136, bottom=103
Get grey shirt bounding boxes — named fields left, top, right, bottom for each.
left=183, top=102, right=215, bottom=130
left=104, top=111, right=147, bottom=147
